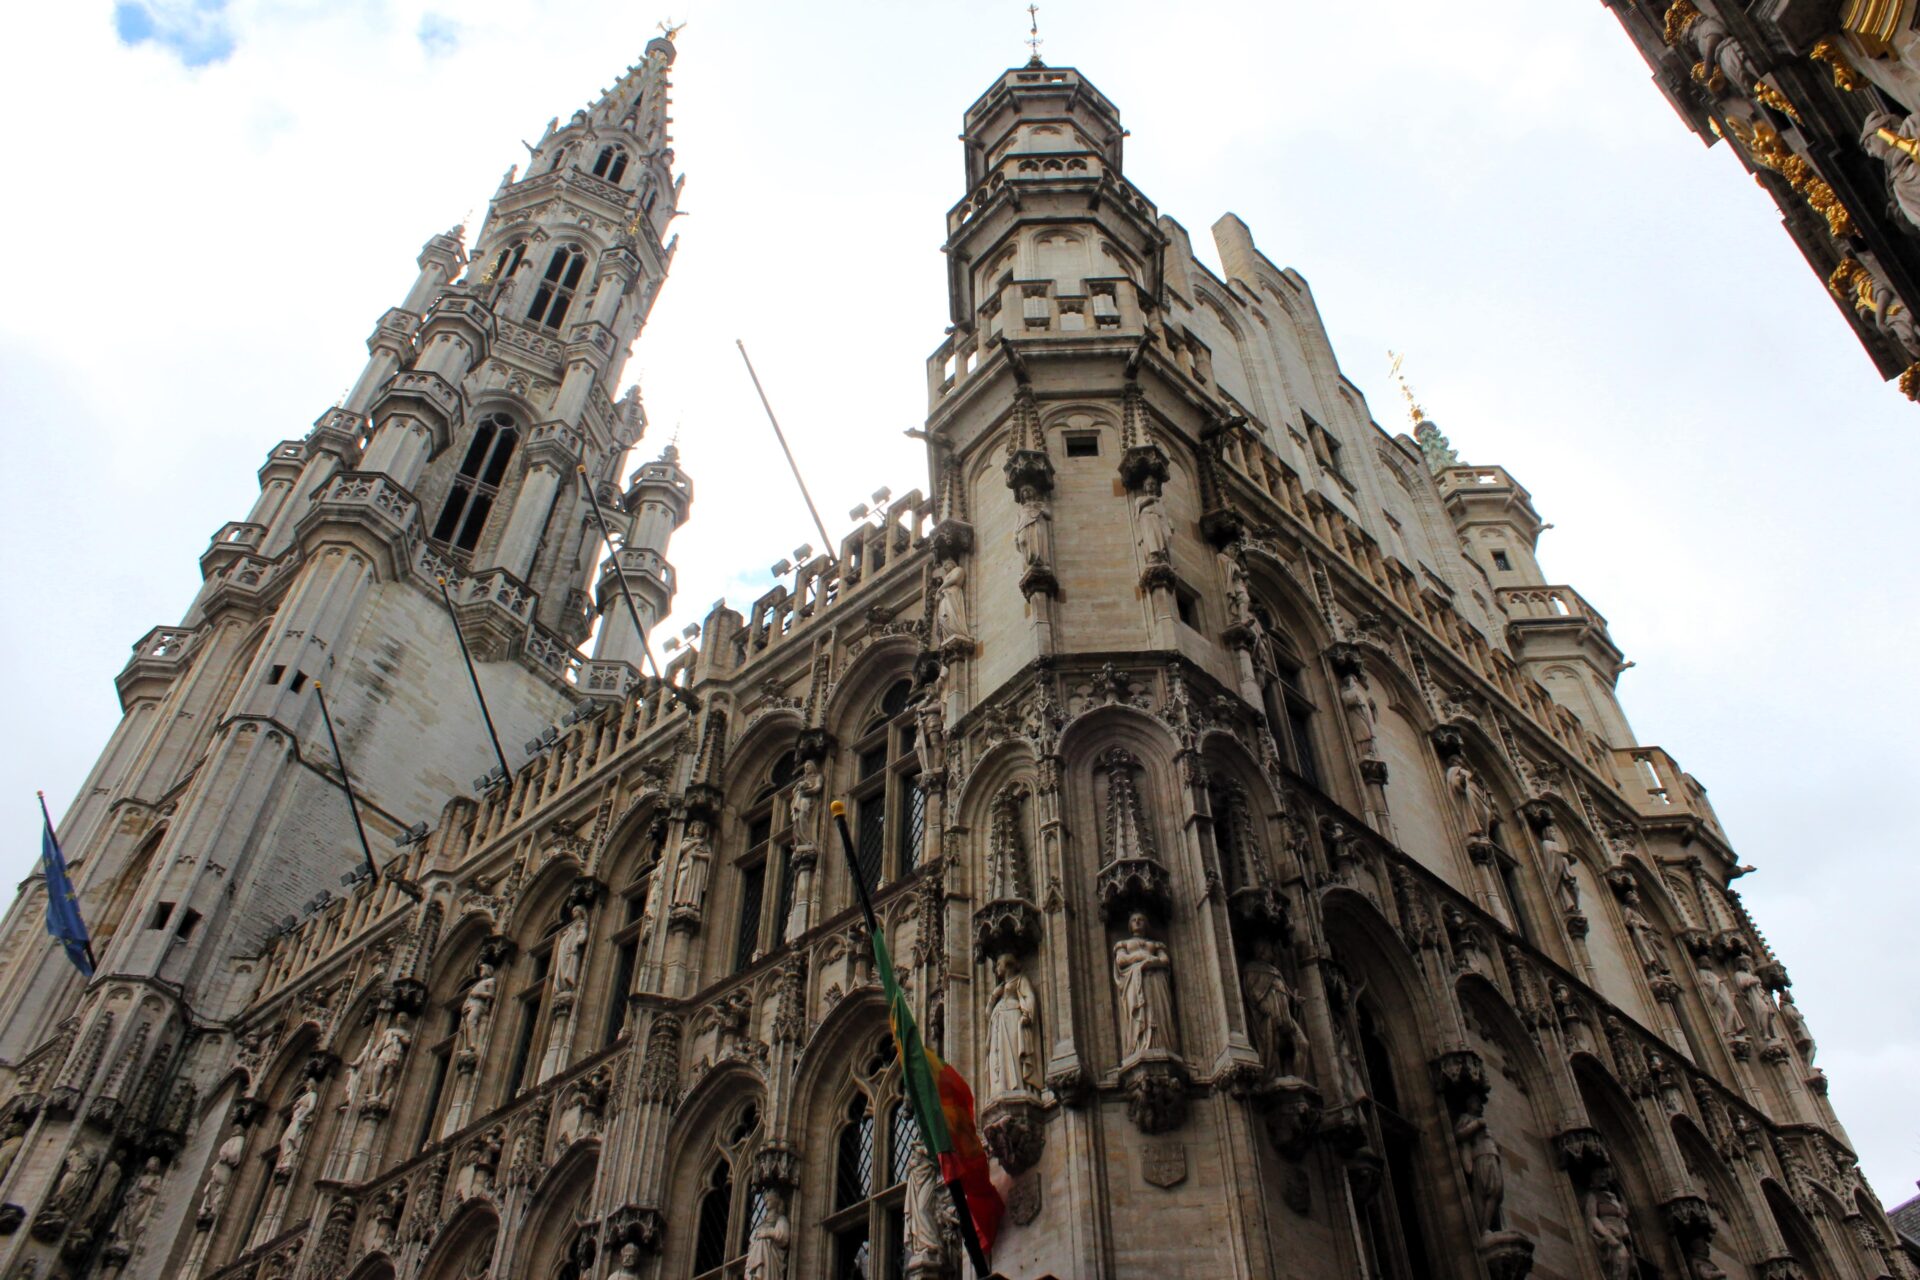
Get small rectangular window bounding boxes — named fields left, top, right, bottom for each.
left=149, top=902, right=175, bottom=930
left=288, top=671, right=308, bottom=693
left=267, top=665, right=285, bottom=685
left=735, top=862, right=767, bottom=971
left=1064, top=432, right=1101, bottom=458
left=1491, top=550, right=1512, bottom=572
left=1173, top=582, right=1200, bottom=628
left=175, top=908, right=202, bottom=940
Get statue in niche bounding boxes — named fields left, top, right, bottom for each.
left=608, top=1244, right=644, bottom=1280
left=275, top=1080, right=319, bottom=1174
left=1242, top=936, right=1309, bottom=1080
left=116, top=1156, right=164, bottom=1240
left=44, top=1145, right=98, bottom=1219
left=1863, top=111, right=1920, bottom=232
left=1777, top=990, right=1815, bottom=1062
left=198, top=1130, right=246, bottom=1224
left=458, top=963, right=498, bottom=1057
left=1219, top=546, right=1253, bottom=626
left=553, top=903, right=590, bottom=997
left=367, top=1017, right=412, bottom=1109
left=1454, top=1092, right=1505, bottom=1235
left=985, top=952, right=1039, bottom=1099
left=789, top=756, right=823, bottom=847
left=903, top=1138, right=953, bottom=1266
left=1013, top=486, right=1053, bottom=570
left=1585, top=1168, right=1636, bottom=1280
left=1445, top=758, right=1496, bottom=841
left=1539, top=817, right=1581, bottom=915
left=1113, top=911, right=1178, bottom=1060
left=1133, top=477, right=1173, bottom=564
left=671, top=819, right=714, bottom=912
left=1331, top=1011, right=1368, bottom=1103
left=1621, top=894, right=1669, bottom=976
left=744, top=1188, right=790, bottom=1280
left=933, top=559, right=973, bottom=646
left=0, top=1106, right=29, bottom=1184
left=1731, top=956, right=1780, bottom=1043
left=1337, top=669, right=1377, bottom=760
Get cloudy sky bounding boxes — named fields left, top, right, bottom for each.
left=2, top=0, right=1914, bottom=1201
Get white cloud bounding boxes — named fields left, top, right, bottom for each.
left=2, top=0, right=1915, bottom=1200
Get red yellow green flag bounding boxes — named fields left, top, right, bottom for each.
left=873, top=924, right=1004, bottom=1262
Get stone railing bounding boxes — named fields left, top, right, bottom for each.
left=1496, top=584, right=1610, bottom=631
left=253, top=874, right=419, bottom=1007
left=1614, top=746, right=1724, bottom=839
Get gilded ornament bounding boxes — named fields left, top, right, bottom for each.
left=1752, top=82, right=1802, bottom=124
left=1899, top=361, right=1920, bottom=400
left=1692, top=62, right=1727, bottom=96
left=1875, top=126, right=1920, bottom=161
left=1663, top=0, right=1703, bottom=47
left=1810, top=38, right=1862, bottom=92
left=1723, top=116, right=1856, bottom=238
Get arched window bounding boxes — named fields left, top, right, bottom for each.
left=690, top=1102, right=761, bottom=1279
left=602, top=823, right=663, bottom=1047
left=501, top=911, right=570, bottom=1101
left=1250, top=606, right=1322, bottom=788
left=824, top=1039, right=913, bottom=1277
left=1484, top=816, right=1535, bottom=943
left=548, top=144, right=571, bottom=173
left=1349, top=1000, right=1436, bottom=1280
left=850, top=680, right=926, bottom=892
left=526, top=246, right=587, bottom=330
left=485, top=241, right=525, bottom=288
left=734, top=751, right=800, bottom=972
left=431, top=413, right=518, bottom=552
left=591, top=146, right=629, bottom=184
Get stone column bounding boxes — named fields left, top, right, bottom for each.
left=491, top=460, right=564, bottom=581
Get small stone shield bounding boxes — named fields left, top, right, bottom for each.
left=1141, top=1139, right=1187, bottom=1189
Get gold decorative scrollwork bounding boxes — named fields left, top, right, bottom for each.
left=1753, top=82, right=1803, bottom=124
left=1810, top=38, right=1862, bottom=92
left=1722, top=116, right=1857, bottom=239
left=1663, top=0, right=1703, bottom=47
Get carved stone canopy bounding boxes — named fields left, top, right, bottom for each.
left=1119, top=441, right=1170, bottom=491
left=1433, top=1049, right=1489, bottom=1113
left=794, top=728, right=837, bottom=764
left=606, top=1203, right=667, bottom=1254
left=973, top=899, right=1041, bottom=961
left=1004, top=447, right=1055, bottom=497
left=1553, top=1127, right=1611, bottom=1182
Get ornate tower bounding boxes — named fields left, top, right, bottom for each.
left=0, top=35, right=686, bottom=1276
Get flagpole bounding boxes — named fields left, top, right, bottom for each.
left=574, top=464, right=699, bottom=717
left=831, top=802, right=993, bottom=1279
left=312, top=683, right=380, bottom=886
left=436, top=576, right=515, bottom=786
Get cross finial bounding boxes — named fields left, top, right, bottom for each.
left=658, top=17, right=685, bottom=41
left=1026, top=4, right=1044, bottom=65
left=1387, top=350, right=1425, bottom=425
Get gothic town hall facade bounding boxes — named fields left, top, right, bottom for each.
left=0, top=36, right=1904, bottom=1280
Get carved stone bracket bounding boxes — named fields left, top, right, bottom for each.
left=972, top=899, right=1041, bottom=961
left=606, top=1203, right=667, bottom=1255
left=1256, top=1076, right=1324, bottom=1162
left=1662, top=1193, right=1714, bottom=1244
left=1004, top=448, right=1055, bottom=497
left=1358, top=758, right=1390, bottom=787
left=382, top=978, right=428, bottom=1016
left=751, top=1141, right=800, bottom=1192
left=1018, top=563, right=1060, bottom=600
left=1118, top=442, right=1170, bottom=491
left=1097, top=858, right=1172, bottom=925
left=681, top=783, right=723, bottom=824
left=1227, top=884, right=1289, bottom=944
left=478, top=933, right=518, bottom=969
left=1602, top=866, right=1638, bottom=900
left=1045, top=1064, right=1091, bottom=1109
left=1553, top=1126, right=1611, bottom=1182
left=1120, top=1056, right=1188, bottom=1134
left=981, top=1098, right=1045, bottom=1175
left=1479, top=1231, right=1536, bottom=1280
left=565, top=875, right=607, bottom=911
left=0, top=1205, right=24, bottom=1237
left=930, top=519, right=974, bottom=562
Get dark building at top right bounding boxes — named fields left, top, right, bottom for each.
left=1608, top=0, right=1920, bottom=400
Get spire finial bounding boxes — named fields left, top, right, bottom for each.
left=1387, top=349, right=1425, bottom=426
left=1026, top=4, right=1044, bottom=66
left=1390, top=350, right=1462, bottom=473
left=658, top=17, right=685, bottom=41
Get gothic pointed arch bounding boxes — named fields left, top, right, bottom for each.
left=662, top=1060, right=767, bottom=1280
left=1572, top=1058, right=1685, bottom=1278
left=1670, top=1114, right=1763, bottom=1275
left=511, top=1141, right=600, bottom=1278
left=419, top=1200, right=500, bottom=1280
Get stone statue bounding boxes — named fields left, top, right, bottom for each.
left=0, top=1106, right=29, bottom=1184
left=458, top=964, right=497, bottom=1057
left=671, top=819, right=714, bottom=912
left=985, top=952, right=1039, bottom=1099
left=1454, top=1092, right=1505, bottom=1235
left=199, top=1130, right=246, bottom=1223
left=1688, top=12, right=1758, bottom=94
left=744, top=1187, right=790, bottom=1280
left=1013, top=487, right=1053, bottom=570
left=275, top=1080, right=319, bottom=1173
left=368, top=1018, right=412, bottom=1109
left=553, top=903, right=589, bottom=996
left=117, top=1156, right=163, bottom=1239
left=1731, top=957, right=1779, bottom=1043
left=1134, top=479, right=1172, bottom=563
left=933, top=559, right=972, bottom=646
left=1695, top=959, right=1741, bottom=1040
left=44, top=1145, right=97, bottom=1218
left=1219, top=546, right=1252, bottom=626
left=1113, top=911, right=1178, bottom=1060
left=608, top=1243, right=643, bottom=1280
left=790, top=756, right=823, bottom=845
left=1622, top=897, right=1668, bottom=976
left=1585, top=1170, right=1635, bottom=1280
left=1331, top=1011, right=1369, bottom=1103
left=1863, top=111, right=1920, bottom=231
left=1242, top=936, right=1309, bottom=1080
left=1540, top=818, right=1581, bottom=915
left=903, top=1139, right=952, bottom=1266
left=1445, top=759, right=1495, bottom=841
left=1337, top=670, right=1377, bottom=760
left=1777, top=990, right=1815, bottom=1062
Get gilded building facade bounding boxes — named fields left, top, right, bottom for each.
left=1606, top=0, right=1920, bottom=402
left=0, top=39, right=1908, bottom=1280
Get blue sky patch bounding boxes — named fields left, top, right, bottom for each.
left=113, top=0, right=236, bottom=68
left=418, top=13, right=460, bottom=57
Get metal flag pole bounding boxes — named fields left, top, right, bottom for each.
left=436, top=576, right=515, bottom=787
left=830, top=801, right=993, bottom=1279
left=312, top=682, right=380, bottom=885
left=735, top=340, right=836, bottom=562
left=575, top=464, right=700, bottom=716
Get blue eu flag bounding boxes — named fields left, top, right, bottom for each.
left=37, top=793, right=94, bottom=978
